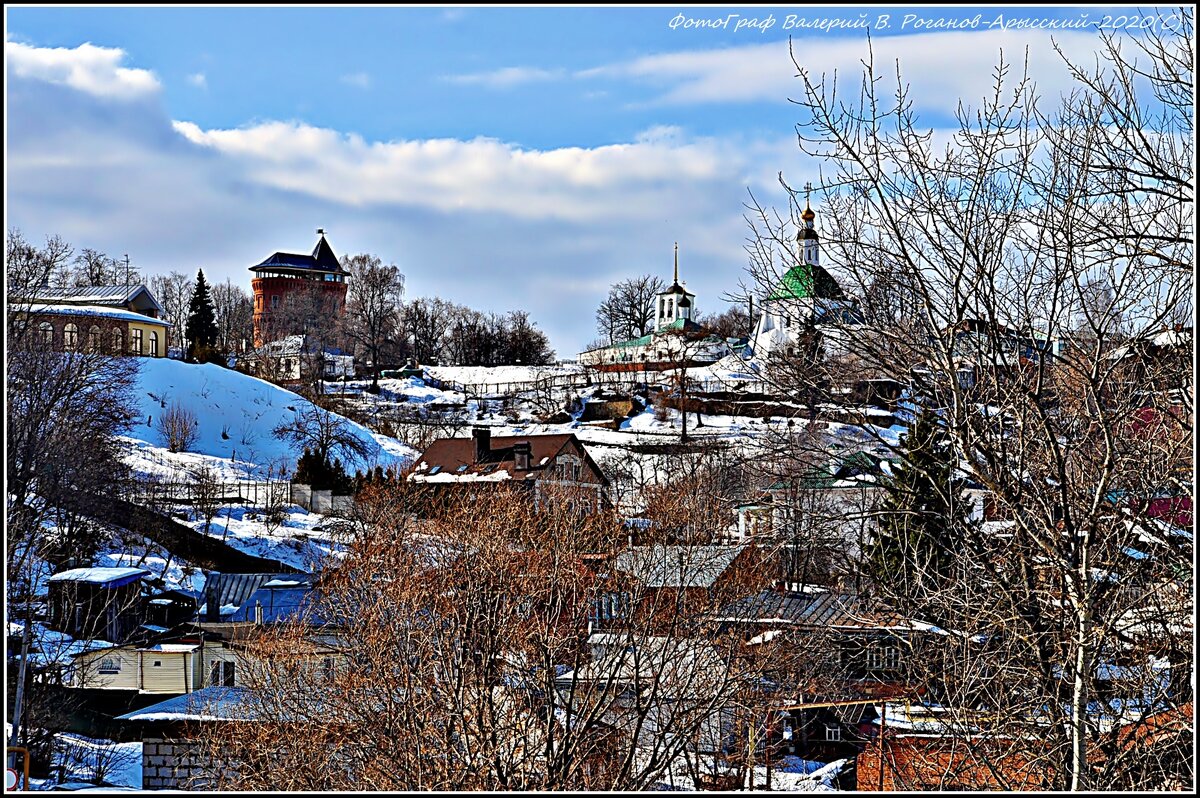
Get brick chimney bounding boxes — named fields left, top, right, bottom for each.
left=513, top=441, right=531, bottom=471
left=472, top=428, right=491, bottom=463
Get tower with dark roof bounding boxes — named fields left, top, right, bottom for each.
left=250, top=231, right=349, bottom=347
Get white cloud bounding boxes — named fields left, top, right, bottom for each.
left=442, top=66, right=565, bottom=89
left=5, top=40, right=160, bottom=100
left=340, top=72, right=371, bottom=89
left=187, top=72, right=207, bottom=89
left=169, top=119, right=777, bottom=223
left=579, top=29, right=1107, bottom=110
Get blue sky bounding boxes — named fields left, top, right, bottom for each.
left=6, top=5, right=1143, bottom=355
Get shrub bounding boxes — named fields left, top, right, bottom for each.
left=158, top=401, right=199, bottom=453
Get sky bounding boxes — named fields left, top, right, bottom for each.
left=5, top=5, right=1150, bottom=356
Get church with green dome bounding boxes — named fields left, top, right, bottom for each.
left=750, top=201, right=861, bottom=359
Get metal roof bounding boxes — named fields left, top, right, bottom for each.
left=204, top=572, right=309, bottom=620
left=21, top=284, right=164, bottom=312
left=715, top=587, right=911, bottom=630
left=614, top=545, right=745, bottom=589
left=250, top=234, right=348, bottom=275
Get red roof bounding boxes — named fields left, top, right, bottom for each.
left=409, top=432, right=608, bottom=486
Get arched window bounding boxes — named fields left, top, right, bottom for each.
left=63, top=323, right=79, bottom=351
left=38, top=321, right=54, bottom=348
left=149, top=331, right=159, bottom=357
left=88, top=326, right=102, bottom=352
left=111, top=328, right=124, bottom=354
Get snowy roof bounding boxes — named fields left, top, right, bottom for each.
left=410, top=432, right=608, bottom=486
left=116, top=686, right=258, bottom=723
left=140, top=643, right=199, bottom=653
left=47, top=567, right=151, bottom=587
left=230, top=584, right=322, bottom=625
left=204, top=572, right=308, bottom=620
left=614, top=545, right=745, bottom=589
left=20, top=284, right=164, bottom=313
left=27, top=303, right=171, bottom=327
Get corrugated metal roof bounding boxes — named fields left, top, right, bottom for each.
left=614, top=545, right=744, bottom=589
left=205, top=573, right=309, bottom=620
left=715, top=588, right=910, bottom=630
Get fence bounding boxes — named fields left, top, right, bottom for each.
left=127, top=479, right=293, bottom=508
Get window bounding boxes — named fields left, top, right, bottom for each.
left=824, top=724, right=842, bottom=742
left=98, top=658, right=120, bottom=675
left=322, top=657, right=336, bottom=683
left=210, top=660, right=235, bottom=687
left=130, top=328, right=144, bottom=355
left=63, top=323, right=79, bottom=351
left=111, top=328, right=124, bottom=353
left=152, top=660, right=162, bottom=667
left=589, top=591, right=631, bottom=625
left=866, top=642, right=902, bottom=671
left=37, top=321, right=54, bottom=348
left=87, top=326, right=101, bottom=352
left=271, top=295, right=280, bottom=309
left=149, top=331, right=159, bottom=357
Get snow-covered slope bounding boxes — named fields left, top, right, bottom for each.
left=126, top=360, right=414, bottom=476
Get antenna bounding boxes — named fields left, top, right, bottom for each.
left=674, top=242, right=679, bottom=284
left=123, top=254, right=132, bottom=286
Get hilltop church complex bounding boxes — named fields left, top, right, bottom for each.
left=580, top=201, right=859, bottom=370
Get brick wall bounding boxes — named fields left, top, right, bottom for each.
left=142, top=738, right=221, bottom=790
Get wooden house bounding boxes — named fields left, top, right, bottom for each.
left=409, top=429, right=610, bottom=514
left=46, top=567, right=151, bottom=643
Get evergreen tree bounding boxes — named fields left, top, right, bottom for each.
left=185, top=269, right=219, bottom=360
left=866, top=405, right=970, bottom=620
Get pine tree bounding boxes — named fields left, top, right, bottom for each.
left=866, top=405, right=969, bottom=620
left=185, top=269, right=219, bottom=361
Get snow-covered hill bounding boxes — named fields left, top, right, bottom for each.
left=124, top=359, right=414, bottom=478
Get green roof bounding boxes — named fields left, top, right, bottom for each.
left=767, top=262, right=845, bottom=301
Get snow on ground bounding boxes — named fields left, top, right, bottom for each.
left=26, top=733, right=142, bottom=791
left=424, top=364, right=584, bottom=386
left=127, top=359, right=414, bottom=476
left=178, top=505, right=344, bottom=573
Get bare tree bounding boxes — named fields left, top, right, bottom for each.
left=342, top=253, right=405, bottom=392
left=209, top=278, right=255, bottom=356
left=596, top=274, right=666, bottom=345
left=271, top=404, right=369, bottom=468
left=187, top=484, right=767, bottom=790
left=740, top=16, right=1193, bottom=790
left=148, top=270, right=194, bottom=351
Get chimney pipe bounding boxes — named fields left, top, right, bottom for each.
left=472, top=427, right=491, bottom=463
left=206, top=573, right=221, bottom=621
left=513, top=441, right=531, bottom=471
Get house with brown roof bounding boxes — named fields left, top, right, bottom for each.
left=408, top=428, right=609, bottom=514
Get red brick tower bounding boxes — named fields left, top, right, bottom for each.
left=250, top=230, right=349, bottom=347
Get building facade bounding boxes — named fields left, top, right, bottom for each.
left=250, top=231, right=349, bottom=347
left=14, top=284, right=172, bottom=357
